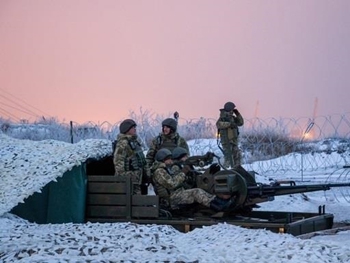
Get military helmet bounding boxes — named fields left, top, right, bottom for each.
left=155, top=148, right=172, bottom=162
left=162, top=118, right=177, bottom=132
left=119, top=119, right=137, bottom=134
left=172, top=147, right=188, bottom=160
left=224, top=101, right=236, bottom=112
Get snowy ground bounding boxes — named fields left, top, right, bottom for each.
left=1, top=213, right=350, bottom=263
left=1, top=134, right=350, bottom=262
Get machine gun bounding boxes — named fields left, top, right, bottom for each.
left=191, top=159, right=350, bottom=213
left=173, top=152, right=350, bottom=213
left=172, top=152, right=218, bottom=188
left=184, top=151, right=217, bottom=168
left=217, top=169, right=349, bottom=213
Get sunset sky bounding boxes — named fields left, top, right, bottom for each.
left=1, top=0, right=349, bottom=124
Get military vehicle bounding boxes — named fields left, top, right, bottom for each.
left=85, top=152, right=350, bottom=236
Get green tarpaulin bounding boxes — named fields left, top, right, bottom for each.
left=11, top=165, right=87, bottom=224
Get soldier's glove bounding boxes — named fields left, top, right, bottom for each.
left=230, top=120, right=237, bottom=129
left=184, top=172, right=196, bottom=188
left=130, top=156, right=139, bottom=170
left=233, top=109, right=239, bottom=115
left=181, top=165, right=191, bottom=175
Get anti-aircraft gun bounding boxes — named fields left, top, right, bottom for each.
left=183, top=152, right=350, bottom=214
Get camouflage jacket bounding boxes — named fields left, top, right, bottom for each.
left=216, top=109, right=244, bottom=144
left=146, top=132, right=189, bottom=167
left=170, top=162, right=194, bottom=190
left=113, top=133, right=147, bottom=184
left=171, top=163, right=182, bottom=175
left=151, top=161, right=186, bottom=200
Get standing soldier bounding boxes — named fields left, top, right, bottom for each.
left=113, top=119, right=150, bottom=195
left=216, top=101, right=244, bottom=168
left=146, top=117, right=189, bottom=169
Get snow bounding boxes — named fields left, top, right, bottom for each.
left=0, top=133, right=112, bottom=216
left=1, top=133, right=350, bottom=262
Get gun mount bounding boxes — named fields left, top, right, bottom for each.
left=184, top=153, right=350, bottom=214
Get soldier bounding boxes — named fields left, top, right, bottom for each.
left=216, top=101, right=244, bottom=168
left=171, top=147, right=194, bottom=189
left=146, top=117, right=189, bottom=168
left=151, top=148, right=232, bottom=211
left=113, top=119, right=150, bottom=195
left=171, top=146, right=190, bottom=171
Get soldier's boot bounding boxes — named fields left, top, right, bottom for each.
left=210, top=197, right=232, bottom=212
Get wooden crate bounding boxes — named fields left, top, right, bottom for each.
left=86, top=175, right=159, bottom=222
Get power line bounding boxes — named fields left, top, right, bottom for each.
left=0, top=88, right=52, bottom=117
left=0, top=99, right=40, bottom=118
left=0, top=92, right=41, bottom=118
left=0, top=94, right=40, bottom=121
left=0, top=107, right=21, bottom=122
left=0, top=89, right=53, bottom=122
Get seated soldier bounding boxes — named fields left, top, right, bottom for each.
left=171, top=147, right=196, bottom=189
left=151, top=148, right=231, bottom=211
left=171, top=146, right=190, bottom=171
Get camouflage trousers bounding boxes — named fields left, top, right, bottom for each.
left=221, top=143, right=242, bottom=168
left=130, top=170, right=143, bottom=195
left=115, top=170, right=142, bottom=195
left=170, top=188, right=215, bottom=209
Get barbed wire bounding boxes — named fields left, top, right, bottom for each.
left=1, top=113, right=349, bottom=178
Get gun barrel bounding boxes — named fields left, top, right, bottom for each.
left=247, top=183, right=350, bottom=198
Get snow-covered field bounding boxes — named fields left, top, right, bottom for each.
left=1, top=133, right=350, bottom=262
left=1, top=213, right=350, bottom=263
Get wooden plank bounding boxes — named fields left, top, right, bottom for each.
left=86, top=206, right=127, bottom=218
left=287, top=214, right=334, bottom=236
left=84, top=213, right=335, bottom=236
left=88, top=175, right=127, bottom=182
left=87, top=194, right=127, bottom=205
left=88, top=182, right=127, bottom=194
left=86, top=197, right=159, bottom=217
left=132, top=195, right=159, bottom=206
left=132, top=207, right=159, bottom=218
left=125, top=177, right=131, bottom=219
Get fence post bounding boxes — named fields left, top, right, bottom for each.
left=70, top=121, right=74, bottom=144
left=301, top=122, right=314, bottom=181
